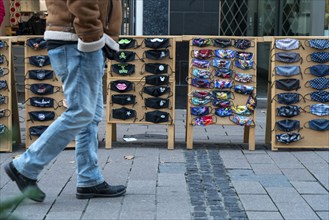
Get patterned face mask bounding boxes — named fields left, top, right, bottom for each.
left=307, top=90, right=329, bottom=103
left=275, top=119, right=300, bottom=132
left=307, top=52, right=329, bottom=63
left=192, top=59, right=211, bottom=69
left=305, top=77, right=329, bottom=90
left=213, top=79, right=233, bottom=89
left=110, top=80, right=134, bottom=93
left=273, top=93, right=302, bottom=105
left=29, top=126, right=48, bottom=139
left=0, top=94, right=7, bottom=105
left=192, top=38, right=212, bottom=47
left=232, top=105, right=252, bottom=115
left=114, top=51, right=136, bottom=62
left=234, top=85, right=254, bottom=95
left=0, top=67, right=9, bottom=77
left=304, top=64, right=329, bottom=77
left=0, top=124, right=8, bottom=135
left=275, top=66, right=301, bottom=77
left=276, top=132, right=302, bottom=144
left=277, top=105, right=301, bottom=118
left=235, top=51, right=254, bottom=60
left=28, top=111, right=55, bottom=122
left=212, top=90, right=234, bottom=100
left=29, top=97, right=55, bottom=108
left=0, top=54, right=8, bottom=65
left=234, top=39, right=253, bottom=50
left=190, top=97, right=212, bottom=106
left=119, top=38, right=137, bottom=49
left=214, top=49, right=235, bottom=59
left=308, top=103, right=329, bottom=116
left=27, top=70, right=54, bottom=81
left=192, top=49, right=213, bottom=59
left=0, top=80, right=8, bottom=90
left=190, top=106, right=211, bottom=116
left=194, top=115, right=215, bottom=126
left=192, top=90, right=212, bottom=99
left=28, top=55, right=51, bottom=67
left=230, top=115, right=255, bottom=126
left=215, top=107, right=233, bottom=117
left=0, top=40, right=8, bottom=49
left=213, top=39, right=232, bottom=48
left=191, top=78, right=212, bottom=88
left=212, top=58, right=232, bottom=69
left=27, top=37, right=47, bottom=50
left=246, top=95, right=257, bottom=111
left=275, top=79, right=300, bottom=91
left=235, top=59, right=254, bottom=70
left=29, top=83, right=59, bottom=95
left=214, top=68, right=233, bottom=79
left=192, top=68, right=211, bottom=79
left=144, top=38, right=170, bottom=49
left=234, top=73, right=253, bottom=83
left=212, top=99, right=232, bottom=108
left=304, top=119, right=329, bottom=131
left=0, top=109, right=11, bottom=118
left=275, top=39, right=300, bottom=50
left=305, top=39, right=329, bottom=50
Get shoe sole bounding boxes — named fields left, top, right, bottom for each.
left=76, top=189, right=126, bottom=199
left=4, top=163, right=44, bottom=203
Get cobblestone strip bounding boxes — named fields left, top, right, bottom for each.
left=185, top=149, right=247, bottom=220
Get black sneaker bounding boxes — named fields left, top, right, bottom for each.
left=76, top=181, right=126, bottom=199
left=4, top=162, right=46, bottom=202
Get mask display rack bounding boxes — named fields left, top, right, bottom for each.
left=185, top=36, right=259, bottom=150
left=24, top=36, right=75, bottom=149
left=0, top=38, right=13, bottom=152
left=270, top=36, right=329, bottom=151
left=105, top=36, right=177, bottom=149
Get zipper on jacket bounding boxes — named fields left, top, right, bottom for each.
left=106, top=0, right=113, bottom=29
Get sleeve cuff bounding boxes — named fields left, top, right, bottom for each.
left=78, top=35, right=105, bottom=52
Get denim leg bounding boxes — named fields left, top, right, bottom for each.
left=13, top=45, right=104, bottom=180
left=75, top=75, right=105, bottom=187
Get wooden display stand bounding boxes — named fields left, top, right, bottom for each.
left=24, top=36, right=75, bottom=148
left=185, top=36, right=258, bottom=150
left=0, top=38, right=13, bottom=152
left=270, top=36, right=329, bottom=151
left=105, top=36, right=176, bottom=149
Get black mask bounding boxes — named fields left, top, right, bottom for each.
left=29, top=97, right=55, bottom=108
left=27, top=70, right=54, bottom=81
left=29, top=83, right=58, bottom=95
left=29, top=126, right=48, bottom=138
left=112, top=107, right=136, bottom=120
left=276, top=132, right=302, bottom=144
left=29, top=55, right=51, bottom=67
left=145, top=110, right=170, bottom=123
left=111, top=94, right=136, bottom=105
left=28, top=111, right=55, bottom=122
left=144, top=49, right=170, bottom=60
left=275, top=119, right=300, bottom=132
left=275, top=79, right=300, bottom=91
left=144, top=38, right=170, bottom=49
left=114, top=51, right=136, bottom=63
left=145, top=98, right=170, bottom=109
left=213, top=39, right=232, bottom=48
left=110, top=80, right=134, bottom=93
left=145, top=75, right=169, bottom=85
left=142, top=86, right=171, bottom=97
left=118, top=38, right=137, bottom=49
left=111, top=63, right=135, bottom=76
left=144, top=63, right=168, bottom=74
left=27, top=37, right=47, bottom=50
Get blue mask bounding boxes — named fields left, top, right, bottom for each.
left=305, top=77, right=329, bottom=90
left=215, top=107, right=233, bottom=117
left=307, top=52, right=329, bottom=63
left=306, top=39, right=329, bottom=50
left=307, top=90, right=329, bottom=103
left=275, top=66, right=301, bottom=77
left=305, top=64, right=329, bottom=77
left=305, top=119, right=329, bottom=131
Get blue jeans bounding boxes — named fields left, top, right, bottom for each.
left=13, top=44, right=105, bottom=187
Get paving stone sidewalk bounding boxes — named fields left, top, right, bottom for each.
left=0, top=109, right=328, bottom=220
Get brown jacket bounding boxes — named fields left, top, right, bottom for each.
left=44, top=0, right=122, bottom=52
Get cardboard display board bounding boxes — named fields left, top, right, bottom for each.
left=24, top=36, right=75, bottom=148
left=270, top=36, right=329, bottom=150
left=106, top=36, right=176, bottom=149
left=185, top=36, right=258, bottom=150
left=0, top=38, right=13, bottom=152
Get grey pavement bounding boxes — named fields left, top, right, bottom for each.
left=0, top=108, right=328, bottom=220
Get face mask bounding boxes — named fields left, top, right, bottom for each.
left=0, top=40, right=8, bottom=49
left=276, top=132, right=301, bottom=144
left=29, top=83, right=59, bottom=95
left=29, top=97, right=55, bottom=108
left=191, top=106, right=211, bottom=116
left=230, top=115, right=255, bottom=126
left=0, top=80, right=8, bottom=90
left=212, top=90, right=234, bottom=100
left=0, top=54, right=8, bottom=65
left=213, top=79, right=233, bottom=89
left=29, top=55, right=51, bottom=67
left=214, top=49, right=235, bottom=59
left=111, top=63, right=135, bottom=76
left=308, top=103, right=329, bottom=116
left=275, top=66, right=301, bottom=77
left=232, top=105, right=252, bottom=115
left=307, top=52, right=329, bottom=63
left=305, top=65, right=329, bottom=77
left=275, top=39, right=300, bottom=50
left=191, top=97, right=212, bottom=106
left=112, top=107, right=136, bottom=120
left=213, top=58, right=231, bottom=69
left=234, top=85, right=254, bottom=95
left=212, top=99, right=231, bottom=108
left=194, top=115, right=215, bottom=126
left=0, top=67, right=9, bottom=77
left=306, top=39, right=329, bottom=50
left=234, top=73, right=253, bottom=83
left=277, top=105, right=300, bottom=117
left=0, top=109, right=11, bottom=118
left=145, top=75, right=169, bottom=86
left=192, top=49, right=213, bottom=59
left=215, top=107, right=233, bottom=117
left=192, top=90, right=212, bottom=99
left=145, top=98, right=170, bottom=109
left=111, top=94, right=136, bottom=105
left=192, top=38, right=211, bottom=47
left=110, top=80, right=134, bottom=93
left=213, top=39, right=232, bottom=48
left=145, top=110, right=170, bottom=123
left=274, top=52, right=301, bottom=63
left=235, top=59, right=254, bottom=70
left=274, top=93, right=302, bottom=105
left=27, top=37, right=47, bottom=50
left=275, top=119, right=300, bottom=132
left=214, top=68, right=233, bottom=79
left=114, top=51, right=136, bottom=63
left=192, top=68, right=211, bottom=79
left=144, top=49, right=170, bottom=60
left=27, top=70, right=54, bottom=81
left=144, top=38, right=170, bottom=49
left=235, top=51, right=254, bottom=60
left=191, top=78, right=212, bottom=88
left=0, top=95, right=7, bottom=105
left=305, top=119, right=329, bottom=131
left=192, top=59, right=211, bottom=68
left=144, top=63, right=169, bottom=75
left=234, top=39, right=253, bottom=50
left=142, top=86, right=170, bottom=97
left=275, top=79, right=300, bottom=91
left=246, top=95, right=257, bottom=111
left=307, top=90, right=329, bottom=103
left=118, top=38, right=137, bottom=49
left=28, top=111, right=55, bottom=122
left=0, top=124, right=8, bottom=135
left=305, top=77, right=329, bottom=90
left=29, top=126, right=48, bottom=138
